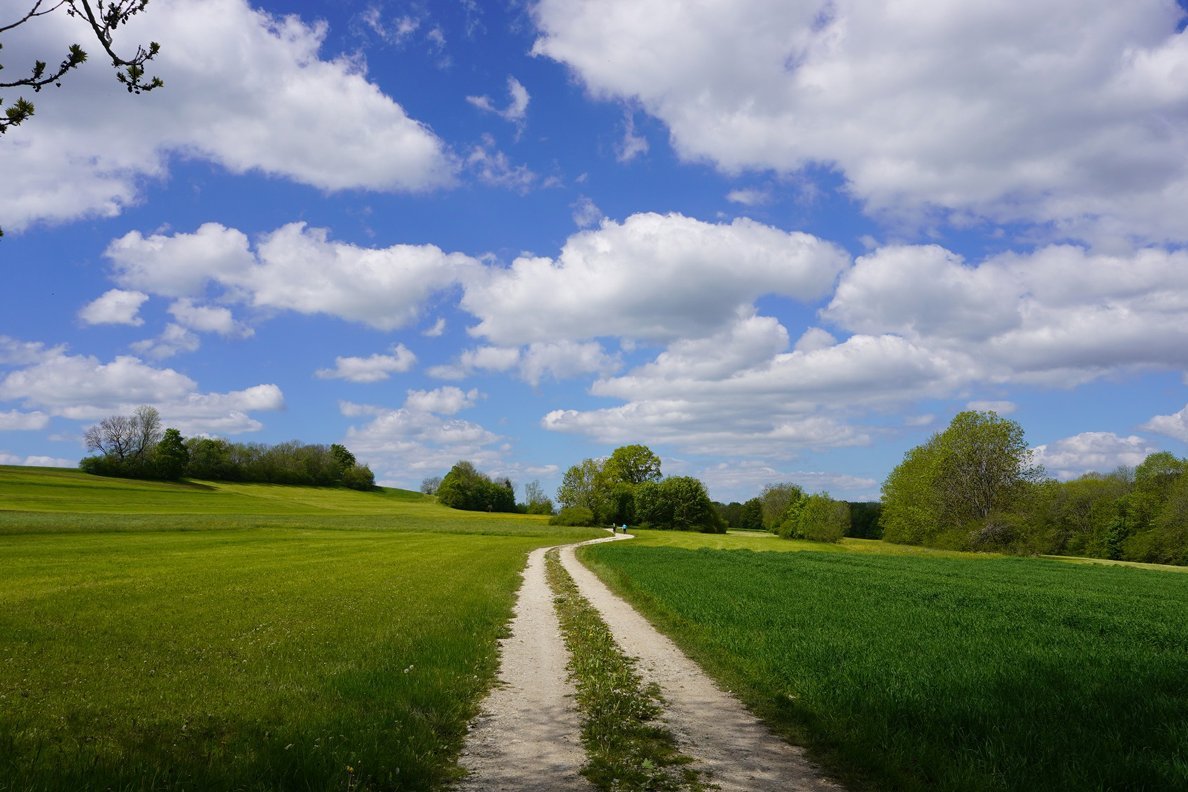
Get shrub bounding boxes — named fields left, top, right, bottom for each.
left=550, top=506, right=596, bottom=526
left=341, top=464, right=376, bottom=491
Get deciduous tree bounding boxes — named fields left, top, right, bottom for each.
left=881, top=410, right=1043, bottom=548
left=557, top=458, right=604, bottom=515
left=601, top=444, right=662, bottom=487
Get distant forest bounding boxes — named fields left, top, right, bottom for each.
left=80, top=406, right=375, bottom=490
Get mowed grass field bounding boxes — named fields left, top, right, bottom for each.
left=580, top=530, right=1188, bottom=792
left=0, top=466, right=602, bottom=791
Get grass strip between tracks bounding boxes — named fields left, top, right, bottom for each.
left=545, top=549, right=706, bottom=792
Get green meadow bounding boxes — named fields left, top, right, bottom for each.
left=580, top=530, right=1188, bottom=792
left=7, top=467, right=1188, bottom=791
left=0, top=466, right=601, bottom=791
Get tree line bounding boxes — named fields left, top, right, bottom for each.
left=553, top=444, right=724, bottom=532
left=430, top=444, right=725, bottom=533
left=80, top=406, right=375, bottom=489
left=711, top=484, right=878, bottom=544
left=881, top=410, right=1188, bottom=566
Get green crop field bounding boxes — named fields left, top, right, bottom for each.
left=580, top=530, right=1188, bottom=792
left=0, top=466, right=602, bottom=791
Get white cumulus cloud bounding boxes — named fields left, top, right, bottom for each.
left=1032, top=432, right=1160, bottom=480
left=78, top=289, right=149, bottom=326
left=316, top=345, right=417, bottom=383
left=533, top=0, right=1188, bottom=243
left=168, top=300, right=251, bottom=337
left=462, top=212, right=849, bottom=345
left=340, top=401, right=506, bottom=485
left=404, top=387, right=481, bottom=415
left=0, top=410, right=50, bottom=431
left=106, top=222, right=479, bottom=331
left=0, top=340, right=281, bottom=434
left=1143, top=404, right=1188, bottom=443
left=0, top=0, right=454, bottom=233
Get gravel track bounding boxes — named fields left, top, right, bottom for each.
left=455, top=544, right=594, bottom=791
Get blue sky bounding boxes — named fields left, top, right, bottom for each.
left=3, top=0, right=1188, bottom=503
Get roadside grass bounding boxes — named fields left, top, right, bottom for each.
left=544, top=549, right=702, bottom=792
left=0, top=466, right=602, bottom=791
left=580, top=534, right=1188, bottom=792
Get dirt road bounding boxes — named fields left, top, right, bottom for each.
left=456, top=534, right=842, bottom=791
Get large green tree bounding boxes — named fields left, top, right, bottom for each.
left=881, top=410, right=1043, bottom=548
left=758, top=482, right=804, bottom=533
left=557, top=458, right=604, bottom=515
left=787, top=492, right=850, bottom=543
left=635, top=476, right=724, bottom=533
left=601, top=444, right=662, bottom=487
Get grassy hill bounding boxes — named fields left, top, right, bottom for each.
left=0, top=466, right=571, bottom=537
left=0, top=465, right=602, bottom=791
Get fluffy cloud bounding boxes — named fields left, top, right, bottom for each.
left=430, top=342, right=619, bottom=386
left=404, top=387, right=481, bottom=415
left=0, top=341, right=281, bottom=433
left=341, top=402, right=506, bottom=482
left=826, top=246, right=1019, bottom=341
left=239, top=224, right=476, bottom=329
left=0, top=350, right=196, bottom=417
left=462, top=212, right=848, bottom=345
left=0, top=337, right=53, bottom=366
left=108, top=224, right=255, bottom=298
left=530, top=230, right=1188, bottom=462
left=538, top=313, right=957, bottom=456
left=0, top=0, right=453, bottom=233
left=544, top=401, right=870, bottom=457
left=168, top=300, right=251, bottom=337
left=1143, top=404, right=1188, bottom=443
left=533, top=0, right=1188, bottom=242
left=1032, top=432, right=1160, bottom=480
left=0, top=453, right=74, bottom=468
left=78, top=290, right=149, bottom=326
left=429, top=346, right=521, bottom=380
left=316, top=344, right=417, bottom=383
left=966, top=400, right=1017, bottom=415
left=824, top=244, right=1188, bottom=384
left=0, top=410, right=49, bottom=431
left=592, top=331, right=959, bottom=406
left=540, top=239, right=1188, bottom=455
left=106, top=222, right=478, bottom=331
left=130, top=324, right=201, bottom=360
